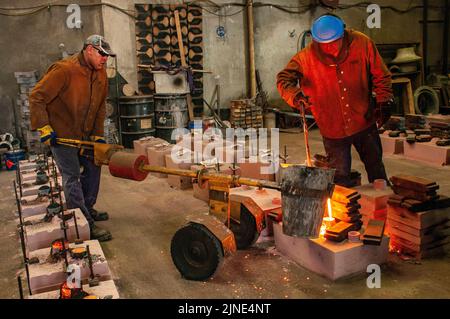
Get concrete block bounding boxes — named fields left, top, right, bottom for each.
left=165, top=154, right=192, bottom=189
left=237, top=161, right=276, bottom=181
left=20, top=193, right=67, bottom=218
left=21, top=177, right=63, bottom=197
left=273, top=222, right=389, bottom=281
left=21, top=170, right=60, bottom=182
left=380, top=134, right=405, bottom=154
left=403, top=138, right=450, bottom=166
left=133, top=136, right=168, bottom=156
left=23, top=208, right=90, bottom=253
left=28, top=240, right=111, bottom=294
left=147, top=144, right=174, bottom=178
left=28, top=280, right=120, bottom=299
left=19, top=158, right=56, bottom=172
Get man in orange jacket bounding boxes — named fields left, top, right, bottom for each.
left=30, top=35, right=115, bottom=241
left=277, top=14, right=393, bottom=187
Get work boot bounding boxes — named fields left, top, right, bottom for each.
left=90, top=224, right=112, bottom=242
left=89, top=208, right=109, bottom=221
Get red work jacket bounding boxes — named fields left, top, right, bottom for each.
left=277, top=30, right=393, bottom=139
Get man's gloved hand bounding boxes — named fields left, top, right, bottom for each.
left=37, top=125, right=57, bottom=146
left=375, top=100, right=394, bottom=128
left=90, top=136, right=106, bottom=144
left=293, top=92, right=310, bottom=111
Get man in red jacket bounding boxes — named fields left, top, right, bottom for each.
left=277, top=14, right=393, bottom=187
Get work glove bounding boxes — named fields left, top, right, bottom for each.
left=37, top=125, right=57, bottom=146
left=293, top=92, right=310, bottom=111
left=90, top=136, right=106, bottom=144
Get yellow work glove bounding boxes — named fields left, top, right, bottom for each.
left=90, top=136, right=106, bottom=144
left=37, top=125, right=57, bottom=146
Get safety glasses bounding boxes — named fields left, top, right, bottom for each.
left=94, top=47, right=109, bottom=57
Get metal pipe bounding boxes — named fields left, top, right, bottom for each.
left=86, top=245, right=95, bottom=279
left=13, top=180, right=24, bottom=226
left=49, top=179, right=55, bottom=205
left=24, top=262, right=32, bottom=296
left=61, top=238, right=69, bottom=268
left=17, top=276, right=24, bottom=299
left=18, top=227, right=32, bottom=295
left=141, top=165, right=281, bottom=190
left=18, top=227, right=27, bottom=264
left=299, top=102, right=312, bottom=167
left=17, top=159, right=23, bottom=198
left=247, top=0, right=257, bottom=98
left=72, top=211, right=81, bottom=241
left=443, top=0, right=449, bottom=74
left=423, top=0, right=428, bottom=78
left=216, top=80, right=221, bottom=119
left=51, top=156, right=58, bottom=188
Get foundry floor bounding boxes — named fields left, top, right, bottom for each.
left=1, top=128, right=449, bottom=299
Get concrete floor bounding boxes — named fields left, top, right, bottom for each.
left=1, top=128, right=449, bottom=299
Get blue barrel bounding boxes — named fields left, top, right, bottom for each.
left=4, top=149, right=26, bottom=171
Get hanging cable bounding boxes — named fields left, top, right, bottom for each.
left=0, top=1, right=443, bottom=18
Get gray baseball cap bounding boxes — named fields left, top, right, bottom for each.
left=84, top=34, right=116, bottom=57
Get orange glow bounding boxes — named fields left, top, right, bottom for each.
left=320, top=224, right=327, bottom=236
left=60, top=282, right=72, bottom=299
left=327, top=198, right=333, bottom=219
left=320, top=198, right=335, bottom=237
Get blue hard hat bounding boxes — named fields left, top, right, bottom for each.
left=311, top=14, right=345, bottom=43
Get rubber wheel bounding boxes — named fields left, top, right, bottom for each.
left=170, top=223, right=223, bottom=281
left=229, top=205, right=259, bottom=250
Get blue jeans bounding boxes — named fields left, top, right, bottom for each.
left=322, top=124, right=388, bottom=187
left=50, top=145, right=101, bottom=226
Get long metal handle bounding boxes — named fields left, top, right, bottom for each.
left=299, top=101, right=312, bottom=167
left=141, top=165, right=281, bottom=190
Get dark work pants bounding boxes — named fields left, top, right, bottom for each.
left=322, top=124, right=388, bottom=187
left=50, top=145, right=101, bottom=227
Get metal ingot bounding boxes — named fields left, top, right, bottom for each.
left=37, top=185, right=51, bottom=197
left=70, top=247, right=87, bottom=259
left=35, top=171, right=49, bottom=185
